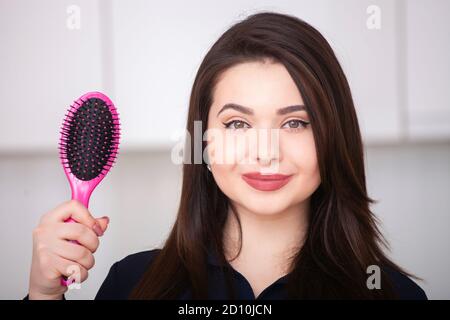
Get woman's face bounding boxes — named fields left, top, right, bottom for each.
left=206, top=60, right=321, bottom=215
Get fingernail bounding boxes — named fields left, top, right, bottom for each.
left=92, top=222, right=104, bottom=237
left=101, top=216, right=110, bottom=225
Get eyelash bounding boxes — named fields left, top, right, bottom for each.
left=222, top=119, right=310, bottom=132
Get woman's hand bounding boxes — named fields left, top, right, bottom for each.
left=28, top=200, right=109, bottom=299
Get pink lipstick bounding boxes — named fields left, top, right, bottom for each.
left=242, top=172, right=293, bottom=191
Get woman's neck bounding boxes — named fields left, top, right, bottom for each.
left=223, top=201, right=309, bottom=274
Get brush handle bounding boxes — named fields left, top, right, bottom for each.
left=60, top=187, right=92, bottom=286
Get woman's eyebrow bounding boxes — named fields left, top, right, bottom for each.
left=216, top=103, right=306, bottom=117
left=277, top=104, right=306, bottom=115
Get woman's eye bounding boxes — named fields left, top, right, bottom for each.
left=223, top=120, right=250, bottom=130
left=282, top=119, right=310, bottom=130
left=223, top=119, right=309, bottom=131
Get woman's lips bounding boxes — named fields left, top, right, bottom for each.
left=241, top=172, right=293, bottom=191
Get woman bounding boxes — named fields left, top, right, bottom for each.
left=27, top=12, right=427, bottom=300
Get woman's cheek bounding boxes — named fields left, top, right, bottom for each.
left=210, top=163, right=238, bottom=199
left=283, top=133, right=321, bottom=189
left=206, top=130, right=247, bottom=166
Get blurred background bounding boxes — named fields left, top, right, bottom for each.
left=0, top=0, right=449, bottom=299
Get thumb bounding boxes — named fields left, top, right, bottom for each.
left=95, top=216, right=110, bottom=235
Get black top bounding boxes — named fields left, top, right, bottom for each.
left=94, top=248, right=428, bottom=300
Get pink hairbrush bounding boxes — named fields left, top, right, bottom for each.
left=59, top=91, right=120, bottom=286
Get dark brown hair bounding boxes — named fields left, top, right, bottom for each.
left=130, top=11, right=415, bottom=299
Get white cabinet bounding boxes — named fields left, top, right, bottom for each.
left=406, top=0, right=450, bottom=141
left=1, top=0, right=448, bottom=153
left=0, top=0, right=104, bottom=152
left=314, top=0, right=403, bottom=143
left=111, top=0, right=404, bottom=148
left=109, top=0, right=265, bottom=150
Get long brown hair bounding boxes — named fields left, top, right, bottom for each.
left=130, top=11, right=414, bottom=299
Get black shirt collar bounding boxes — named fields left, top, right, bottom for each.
left=206, top=246, right=290, bottom=285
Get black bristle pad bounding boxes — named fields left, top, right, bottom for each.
left=61, top=98, right=118, bottom=181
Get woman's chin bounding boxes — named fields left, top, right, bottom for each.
left=236, top=195, right=293, bottom=217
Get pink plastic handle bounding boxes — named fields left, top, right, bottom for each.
left=60, top=219, right=78, bottom=286
left=60, top=175, right=94, bottom=286
left=60, top=179, right=94, bottom=286
left=60, top=201, right=89, bottom=286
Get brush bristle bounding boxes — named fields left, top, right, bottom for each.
left=59, top=97, right=120, bottom=181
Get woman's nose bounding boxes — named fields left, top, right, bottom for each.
left=256, top=128, right=280, bottom=166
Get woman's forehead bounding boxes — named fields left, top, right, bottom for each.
left=211, top=61, right=304, bottom=115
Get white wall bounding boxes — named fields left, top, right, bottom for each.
left=1, top=144, right=449, bottom=299
left=0, top=0, right=449, bottom=299
left=365, top=142, right=450, bottom=299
